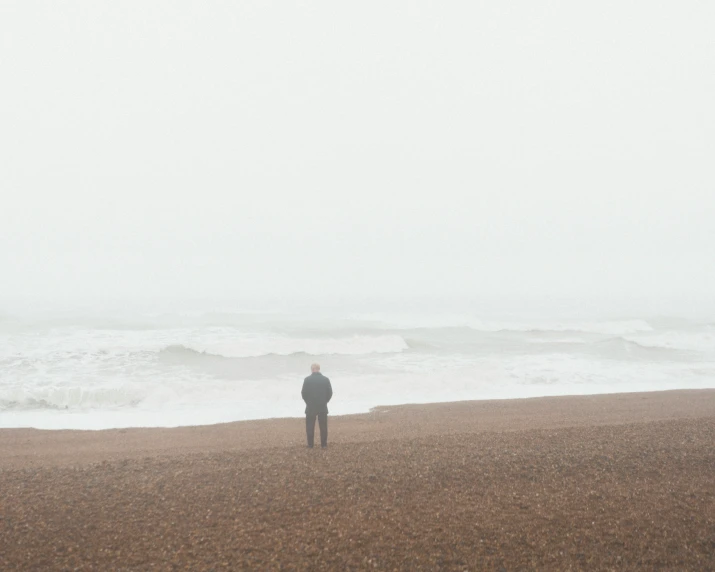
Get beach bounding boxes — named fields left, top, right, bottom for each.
left=1, top=389, right=714, bottom=570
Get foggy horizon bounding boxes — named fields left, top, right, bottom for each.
left=2, top=2, right=713, bottom=316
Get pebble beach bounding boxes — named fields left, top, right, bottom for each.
left=1, top=390, right=714, bottom=570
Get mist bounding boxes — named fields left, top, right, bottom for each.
left=2, top=1, right=713, bottom=318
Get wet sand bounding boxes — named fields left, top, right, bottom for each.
left=1, top=390, right=714, bottom=570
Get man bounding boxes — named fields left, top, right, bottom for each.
left=301, top=363, right=333, bottom=448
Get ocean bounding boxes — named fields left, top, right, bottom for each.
left=1, top=304, right=714, bottom=429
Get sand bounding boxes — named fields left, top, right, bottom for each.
left=1, top=389, right=713, bottom=570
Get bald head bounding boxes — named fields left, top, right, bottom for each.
left=311, top=363, right=320, bottom=373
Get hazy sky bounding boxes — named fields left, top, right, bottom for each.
left=1, top=2, right=713, bottom=311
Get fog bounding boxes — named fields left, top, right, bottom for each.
left=2, top=2, right=713, bottom=317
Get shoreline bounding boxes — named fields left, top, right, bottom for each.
left=1, top=389, right=713, bottom=569
left=1, top=388, right=714, bottom=469
left=5, top=382, right=715, bottom=431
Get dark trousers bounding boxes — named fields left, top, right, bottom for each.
left=306, top=412, right=328, bottom=447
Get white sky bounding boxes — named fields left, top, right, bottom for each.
left=1, top=2, right=713, bottom=313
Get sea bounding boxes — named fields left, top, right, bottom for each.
left=1, top=301, right=714, bottom=430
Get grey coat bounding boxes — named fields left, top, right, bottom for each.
left=301, top=372, right=333, bottom=415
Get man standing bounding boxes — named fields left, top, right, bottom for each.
left=301, top=363, right=333, bottom=448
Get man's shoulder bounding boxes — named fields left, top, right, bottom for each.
left=304, top=373, right=330, bottom=382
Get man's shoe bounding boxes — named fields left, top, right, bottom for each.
left=321, top=445, right=327, bottom=449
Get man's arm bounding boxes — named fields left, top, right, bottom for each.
left=326, top=379, right=333, bottom=403
left=301, top=380, right=308, bottom=403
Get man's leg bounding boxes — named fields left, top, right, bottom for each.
left=318, top=412, right=328, bottom=448
left=305, top=413, right=316, bottom=448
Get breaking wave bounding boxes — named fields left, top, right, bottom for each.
left=160, top=334, right=410, bottom=358
left=623, top=330, right=715, bottom=353
left=475, top=319, right=654, bottom=336
left=0, top=385, right=144, bottom=411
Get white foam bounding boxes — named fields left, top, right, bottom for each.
left=469, top=319, right=654, bottom=336
left=188, top=334, right=409, bottom=357
left=624, top=330, right=715, bottom=353
left=2, top=360, right=713, bottom=430
left=351, top=313, right=654, bottom=336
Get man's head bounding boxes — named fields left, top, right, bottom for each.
left=311, top=363, right=321, bottom=373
